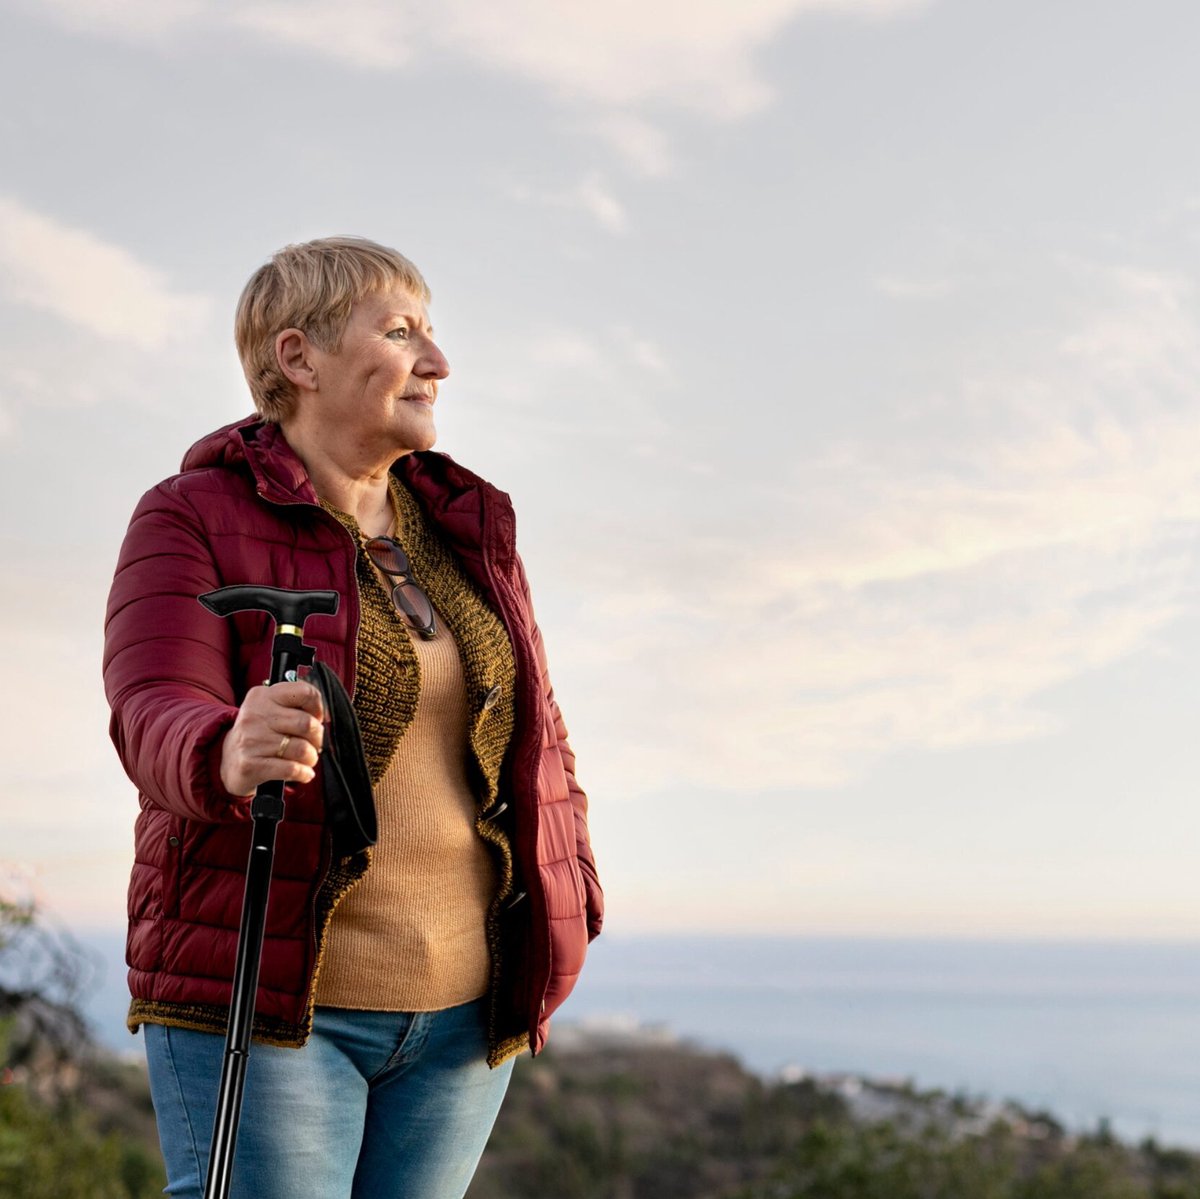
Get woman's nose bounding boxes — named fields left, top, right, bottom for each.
left=419, top=339, right=450, bottom=380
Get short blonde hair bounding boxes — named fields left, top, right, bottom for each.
left=235, top=236, right=431, bottom=421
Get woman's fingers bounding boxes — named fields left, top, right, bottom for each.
left=219, top=682, right=326, bottom=797
left=270, top=680, right=325, bottom=723
left=258, top=682, right=325, bottom=755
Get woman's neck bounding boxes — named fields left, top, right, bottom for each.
left=281, top=419, right=404, bottom=537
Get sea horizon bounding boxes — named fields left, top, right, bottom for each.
left=68, top=929, right=1200, bottom=1150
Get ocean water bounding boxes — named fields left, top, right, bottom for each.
left=564, top=936, right=1200, bottom=1149
left=75, top=931, right=1200, bottom=1148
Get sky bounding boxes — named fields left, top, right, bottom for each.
left=2, top=0, right=1200, bottom=940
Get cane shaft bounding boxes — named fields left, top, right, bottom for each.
left=203, top=821, right=278, bottom=1199
left=202, top=633, right=309, bottom=1198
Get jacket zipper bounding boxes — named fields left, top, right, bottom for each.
left=253, top=477, right=368, bottom=1030
left=476, top=485, right=552, bottom=1044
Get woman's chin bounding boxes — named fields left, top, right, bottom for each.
left=388, top=412, right=437, bottom=454
left=409, top=426, right=438, bottom=452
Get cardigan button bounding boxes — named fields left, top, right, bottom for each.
left=168, top=836, right=180, bottom=847
left=482, top=684, right=502, bottom=711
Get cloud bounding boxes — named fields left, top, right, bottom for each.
left=0, top=195, right=211, bottom=351
left=229, top=0, right=428, bottom=69
left=437, top=0, right=932, bottom=119
left=575, top=175, right=629, bottom=234
left=0, top=196, right=226, bottom=440
left=627, top=334, right=673, bottom=379
left=1057, top=263, right=1196, bottom=389
left=543, top=260, right=1200, bottom=796
left=503, top=172, right=629, bottom=234
left=438, top=315, right=681, bottom=463
left=586, top=113, right=676, bottom=179
left=505, top=172, right=631, bottom=234
left=430, top=0, right=791, bottom=119
left=563, top=534, right=1187, bottom=796
left=528, top=328, right=605, bottom=371
left=29, top=0, right=933, bottom=124
left=23, top=0, right=205, bottom=40
left=21, top=0, right=933, bottom=200
left=874, top=273, right=957, bottom=299
left=0, top=567, right=121, bottom=785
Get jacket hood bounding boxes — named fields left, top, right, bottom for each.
left=180, top=415, right=260, bottom=472
left=181, top=416, right=319, bottom=508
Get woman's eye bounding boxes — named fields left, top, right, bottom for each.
left=389, top=327, right=409, bottom=340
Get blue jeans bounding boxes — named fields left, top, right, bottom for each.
left=143, top=1000, right=514, bottom=1199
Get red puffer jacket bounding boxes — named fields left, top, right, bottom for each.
left=103, top=417, right=602, bottom=1060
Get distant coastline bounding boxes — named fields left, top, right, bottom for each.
left=74, top=930, right=1200, bottom=1148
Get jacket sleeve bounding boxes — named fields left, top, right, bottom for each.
left=103, top=479, right=248, bottom=823
left=516, top=555, right=603, bottom=941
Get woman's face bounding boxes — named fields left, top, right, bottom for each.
left=306, top=282, right=450, bottom=457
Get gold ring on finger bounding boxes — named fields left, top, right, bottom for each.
left=276, top=735, right=291, bottom=759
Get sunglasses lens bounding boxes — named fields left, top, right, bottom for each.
left=365, top=537, right=436, bottom=637
left=395, top=583, right=435, bottom=630
left=365, top=538, right=410, bottom=576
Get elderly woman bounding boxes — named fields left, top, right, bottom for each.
left=103, top=236, right=603, bottom=1199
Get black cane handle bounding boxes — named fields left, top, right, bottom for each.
left=198, top=584, right=339, bottom=628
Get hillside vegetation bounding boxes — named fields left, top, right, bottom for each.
left=0, top=895, right=162, bottom=1198
left=467, top=1032, right=1200, bottom=1199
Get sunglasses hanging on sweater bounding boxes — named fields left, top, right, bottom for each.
left=364, top=536, right=437, bottom=640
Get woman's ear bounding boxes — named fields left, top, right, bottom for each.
left=276, top=328, right=320, bottom=392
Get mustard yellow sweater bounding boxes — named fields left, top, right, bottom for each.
left=315, top=477, right=517, bottom=1012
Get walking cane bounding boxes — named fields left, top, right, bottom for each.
left=197, top=584, right=339, bottom=1199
